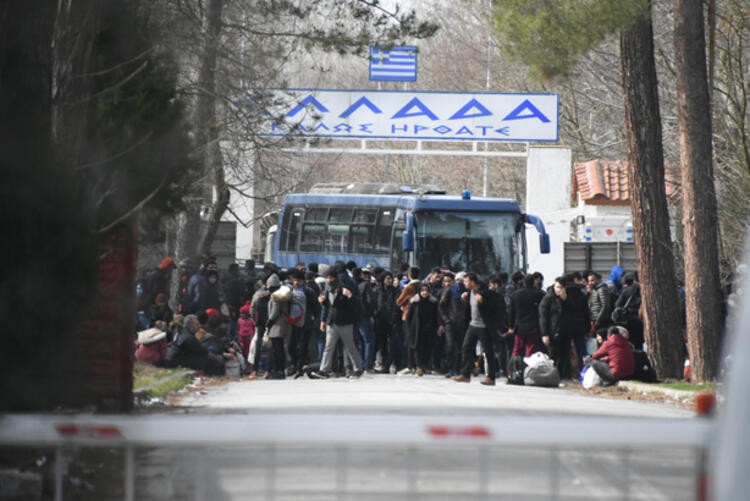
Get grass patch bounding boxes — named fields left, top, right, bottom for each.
left=133, top=362, right=193, bottom=398
left=653, top=380, right=716, bottom=392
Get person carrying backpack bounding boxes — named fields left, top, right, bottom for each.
left=288, top=269, right=318, bottom=377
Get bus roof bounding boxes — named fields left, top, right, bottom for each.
left=282, top=193, right=522, bottom=213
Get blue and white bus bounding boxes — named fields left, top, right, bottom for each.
left=271, top=186, right=550, bottom=278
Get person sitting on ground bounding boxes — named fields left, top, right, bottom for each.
left=585, top=325, right=634, bottom=387
left=134, top=327, right=168, bottom=364
left=164, top=314, right=225, bottom=376
left=149, top=292, right=173, bottom=326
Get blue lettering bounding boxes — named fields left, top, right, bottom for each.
left=287, top=95, right=329, bottom=117
left=476, top=125, right=493, bottom=136
left=312, top=123, right=330, bottom=132
left=414, top=124, right=429, bottom=134
left=449, top=99, right=493, bottom=120
left=339, top=97, right=382, bottom=118
left=359, top=123, right=373, bottom=133
left=455, top=126, right=474, bottom=135
left=271, top=122, right=286, bottom=132
left=391, top=124, right=409, bottom=133
left=495, top=127, right=510, bottom=136
left=392, top=98, right=439, bottom=120
left=502, top=99, right=551, bottom=123
left=333, top=123, right=353, bottom=133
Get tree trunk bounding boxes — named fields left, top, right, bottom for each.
left=194, top=0, right=228, bottom=260
left=672, top=0, right=722, bottom=381
left=620, top=4, right=684, bottom=380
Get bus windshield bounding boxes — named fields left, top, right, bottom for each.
left=414, top=211, right=521, bottom=276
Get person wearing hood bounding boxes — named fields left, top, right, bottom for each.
left=310, top=266, right=364, bottom=379
left=264, top=273, right=292, bottom=379
left=608, top=264, right=625, bottom=297
left=198, top=269, right=223, bottom=313
left=406, top=284, right=439, bottom=376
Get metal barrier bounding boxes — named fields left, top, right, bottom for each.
left=0, top=414, right=714, bottom=501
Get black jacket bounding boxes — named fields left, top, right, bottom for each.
left=539, top=288, right=562, bottom=339
left=321, top=282, right=358, bottom=326
left=615, top=283, right=641, bottom=319
left=510, top=286, right=546, bottom=333
left=406, top=294, right=438, bottom=349
left=438, top=284, right=467, bottom=331
left=465, top=284, right=505, bottom=332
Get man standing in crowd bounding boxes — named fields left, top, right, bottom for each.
left=588, top=272, right=612, bottom=335
left=509, top=273, right=546, bottom=358
left=311, top=266, right=364, bottom=379
left=439, top=272, right=467, bottom=378
left=452, top=273, right=501, bottom=386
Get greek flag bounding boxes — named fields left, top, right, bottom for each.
left=369, top=45, right=418, bottom=82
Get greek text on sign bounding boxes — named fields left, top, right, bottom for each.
left=260, top=89, right=559, bottom=142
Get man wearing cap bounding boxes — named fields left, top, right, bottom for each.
left=310, top=265, right=364, bottom=379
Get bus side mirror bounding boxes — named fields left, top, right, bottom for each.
left=403, top=213, right=414, bottom=252
left=540, top=233, right=551, bottom=254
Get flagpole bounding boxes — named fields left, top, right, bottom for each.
left=483, top=0, right=492, bottom=197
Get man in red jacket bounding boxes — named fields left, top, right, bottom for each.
left=586, top=325, right=634, bottom=386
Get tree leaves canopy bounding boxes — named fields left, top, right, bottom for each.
left=493, top=0, right=648, bottom=80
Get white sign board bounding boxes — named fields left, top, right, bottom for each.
left=256, top=89, right=559, bottom=142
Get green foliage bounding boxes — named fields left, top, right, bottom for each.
left=493, top=0, right=648, bottom=81
left=84, top=2, right=198, bottom=230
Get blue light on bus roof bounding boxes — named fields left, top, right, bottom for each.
left=462, top=190, right=471, bottom=200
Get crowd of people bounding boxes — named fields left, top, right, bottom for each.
left=134, top=255, right=654, bottom=387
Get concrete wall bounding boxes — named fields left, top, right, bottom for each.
left=525, top=147, right=573, bottom=284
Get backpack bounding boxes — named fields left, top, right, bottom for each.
left=506, top=355, right=526, bottom=385
left=631, top=350, right=658, bottom=382
left=285, top=288, right=307, bottom=327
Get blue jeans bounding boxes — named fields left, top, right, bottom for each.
left=357, top=317, right=375, bottom=370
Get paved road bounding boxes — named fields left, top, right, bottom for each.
left=111, top=375, right=701, bottom=500
left=173, top=372, right=694, bottom=419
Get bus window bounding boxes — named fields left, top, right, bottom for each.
left=306, top=207, right=328, bottom=221
left=300, top=223, right=325, bottom=252
left=280, top=207, right=301, bottom=251
left=327, top=224, right=349, bottom=253
left=391, top=226, right=405, bottom=270
left=353, top=208, right=377, bottom=223
left=351, top=225, right=373, bottom=253
left=329, top=208, right=353, bottom=223
left=414, top=211, right=519, bottom=276
left=374, top=209, right=395, bottom=253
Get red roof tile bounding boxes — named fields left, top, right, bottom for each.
left=573, top=160, right=631, bottom=206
